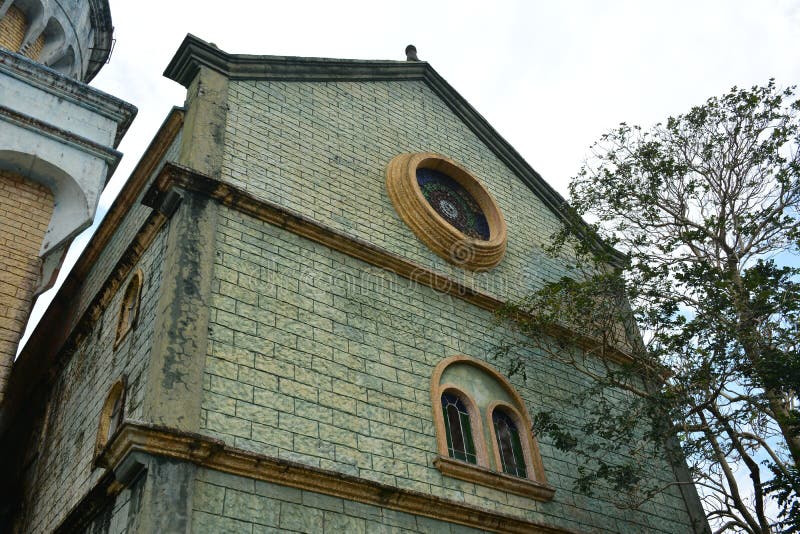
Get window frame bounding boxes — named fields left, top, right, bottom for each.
left=435, top=385, right=489, bottom=468
left=487, top=400, right=541, bottom=480
left=386, top=153, right=508, bottom=271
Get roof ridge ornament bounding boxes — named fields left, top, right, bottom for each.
left=405, top=44, right=419, bottom=61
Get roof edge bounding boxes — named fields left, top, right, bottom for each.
left=164, top=34, right=429, bottom=86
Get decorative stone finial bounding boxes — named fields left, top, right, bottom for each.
left=405, top=45, right=419, bottom=61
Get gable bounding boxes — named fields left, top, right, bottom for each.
left=165, top=35, right=610, bottom=301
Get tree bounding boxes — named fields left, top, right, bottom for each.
left=498, top=81, right=800, bottom=533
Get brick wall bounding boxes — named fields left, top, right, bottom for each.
left=74, top=132, right=183, bottom=328
left=221, top=80, right=571, bottom=303
left=0, top=170, right=53, bottom=399
left=199, top=78, right=698, bottom=532
left=0, top=6, right=44, bottom=60
left=20, top=228, right=167, bottom=533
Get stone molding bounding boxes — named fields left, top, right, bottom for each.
left=163, top=33, right=430, bottom=86
left=0, top=104, right=122, bottom=164
left=434, top=456, right=556, bottom=502
left=95, top=421, right=574, bottom=534
left=386, top=152, right=507, bottom=271
left=149, top=163, right=637, bottom=368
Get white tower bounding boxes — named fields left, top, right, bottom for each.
left=0, top=0, right=136, bottom=402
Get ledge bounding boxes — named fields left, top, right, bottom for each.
left=95, top=421, right=571, bottom=534
left=0, top=104, right=123, bottom=166
left=434, top=456, right=556, bottom=502
left=149, top=162, right=636, bottom=367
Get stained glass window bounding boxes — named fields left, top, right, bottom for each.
left=493, top=409, right=527, bottom=478
left=441, top=392, right=477, bottom=464
left=417, top=168, right=490, bottom=240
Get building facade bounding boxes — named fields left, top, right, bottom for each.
left=0, top=0, right=136, bottom=400
left=0, top=32, right=707, bottom=533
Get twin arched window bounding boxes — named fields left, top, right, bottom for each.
left=432, top=356, right=554, bottom=501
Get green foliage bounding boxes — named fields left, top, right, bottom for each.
left=766, top=465, right=800, bottom=533
left=501, top=81, right=800, bottom=533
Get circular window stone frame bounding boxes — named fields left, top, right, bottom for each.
left=386, top=153, right=507, bottom=271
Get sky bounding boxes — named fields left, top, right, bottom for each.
left=18, top=0, right=800, bottom=345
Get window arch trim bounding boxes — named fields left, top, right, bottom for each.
left=93, top=377, right=126, bottom=467
left=114, top=268, right=143, bottom=348
left=430, top=355, right=554, bottom=501
left=486, top=400, right=546, bottom=482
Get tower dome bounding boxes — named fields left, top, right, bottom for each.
left=0, top=0, right=113, bottom=82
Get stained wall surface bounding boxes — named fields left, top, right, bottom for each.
left=16, top=135, right=181, bottom=533
left=12, top=72, right=702, bottom=533
left=192, top=77, right=697, bottom=533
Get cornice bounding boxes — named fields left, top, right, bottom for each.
left=163, top=34, right=429, bottom=86
left=0, top=104, right=122, bottom=167
left=151, top=163, right=636, bottom=368
left=163, top=34, right=624, bottom=265
left=96, top=421, right=574, bottom=534
left=0, top=48, right=137, bottom=147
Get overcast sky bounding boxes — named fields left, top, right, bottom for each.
left=19, top=0, right=800, bottom=347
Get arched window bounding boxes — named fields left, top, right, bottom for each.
left=441, top=392, right=477, bottom=464
left=94, top=378, right=126, bottom=466
left=492, top=408, right=527, bottom=478
left=431, top=355, right=554, bottom=501
left=114, top=269, right=143, bottom=347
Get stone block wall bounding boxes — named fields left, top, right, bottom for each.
left=74, top=133, right=182, bottom=325
left=200, top=206, right=693, bottom=533
left=16, top=135, right=181, bottom=533
left=0, top=170, right=53, bottom=396
left=221, top=79, right=572, bottom=302
left=193, top=468, right=488, bottom=533
left=184, top=75, right=701, bottom=532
